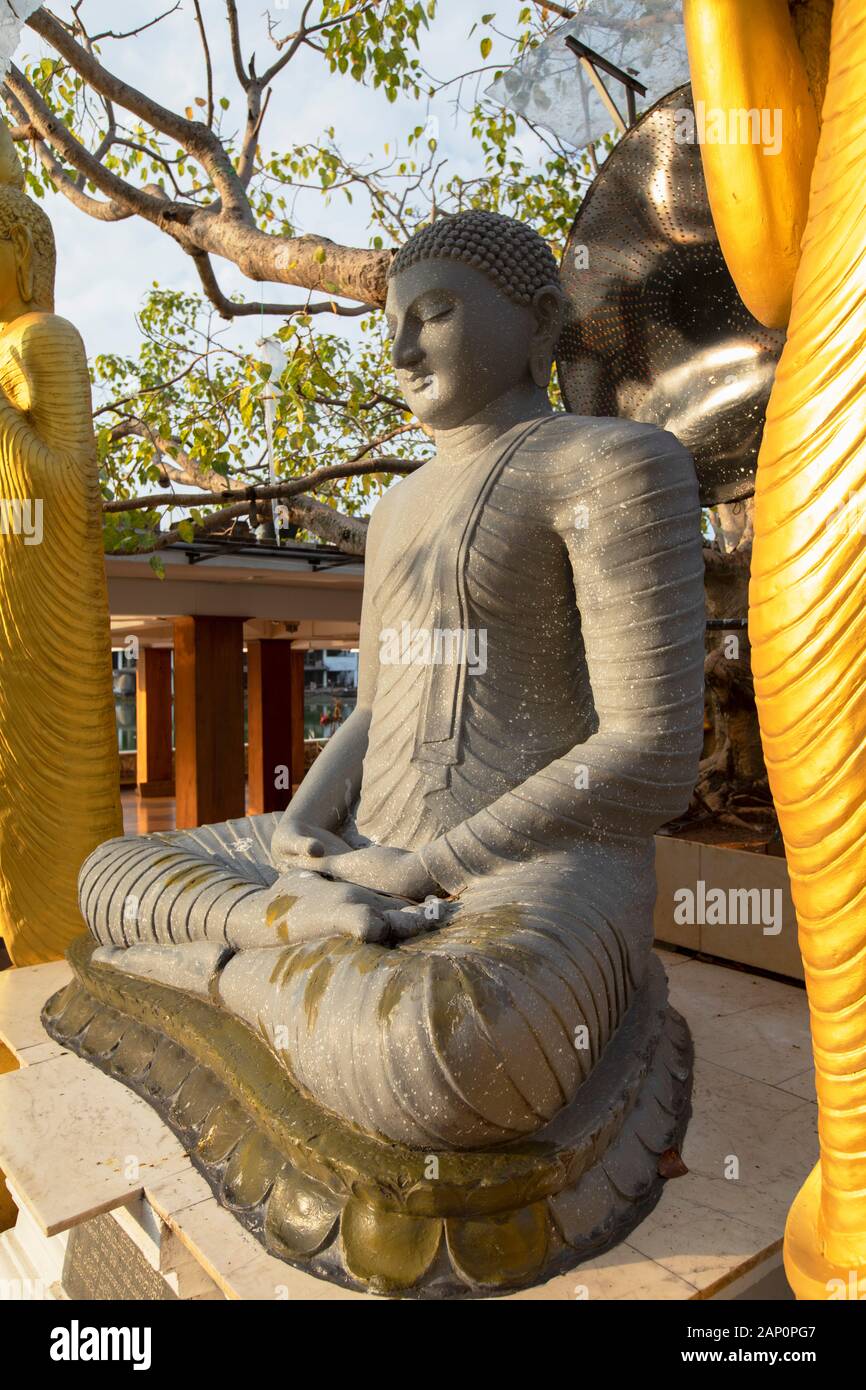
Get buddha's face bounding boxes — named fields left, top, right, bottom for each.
left=0, top=221, right=35, bottom=321
left=0, top=233, right=16, bottom=291
left=386, top=259, right=543, bottom=430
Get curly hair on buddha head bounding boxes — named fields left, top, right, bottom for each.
left=390, top=209, right=561, bottom=308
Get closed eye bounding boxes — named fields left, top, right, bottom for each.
left=417, top=302, right=453, bottom=325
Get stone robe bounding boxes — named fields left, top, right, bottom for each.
left=79, top=412, right=705, bottom=1150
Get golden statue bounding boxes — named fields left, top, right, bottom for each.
left=0, top=121, right=121, bottom=966
left=685, top=0, right=866, bottom=1298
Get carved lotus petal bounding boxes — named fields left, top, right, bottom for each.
left=341, top=1200, right=442, bottom=1292
left=445, top=1203, right=549, bottom=1289
left=265, top=1166, right=343, bottom=1258
left=196, top=1100, right=250, bottom=1166
left=42, top=982, right=75, bottom=1021
left=143, top=1039, right=192, bottom=1100
left=51, top=987, right=96, bottom=1039
left=548, top=1167, right=628, bottom=1250
left=79, top=1011, right=125, bottom=1060
left=111, top=1023, right=158, bottom=1080
left=222, top=1132, right=280, bottom=1209
left=171, top=1068, right=225, bottom=1134
left=601, top=1135, right=658, bottom=1203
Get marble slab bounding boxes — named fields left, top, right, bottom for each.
left=0, top=1051, right=191, bottom=1235
left=667, top=958, right=813, bottom=1088
left=145, top=1171, right=305, bottom=1301
left=776, top=1066, right=816, bottom=1102
left=0, top=960, right=71, bottom=1064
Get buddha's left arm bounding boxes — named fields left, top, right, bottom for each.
left=419, top=421, right=706, bottom=895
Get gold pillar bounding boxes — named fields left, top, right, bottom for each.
left=0, top=1042, right=18, bottom=1232
left=686, top=0, right=866, bottom=1295
left=682, top=0, right=820, bottom=329
left=0, top=124, right=121, bottom=965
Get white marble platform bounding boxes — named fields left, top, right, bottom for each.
left=0, top=949, right=816, bottom=1300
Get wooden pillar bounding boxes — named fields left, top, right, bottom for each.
left=135, top=646, right=174, bottom=797
left=173, top=616, right=245, bottom=829
left=247, top=640, right=305, bottom=814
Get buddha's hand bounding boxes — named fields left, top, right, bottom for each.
left=272, top=816, right=351, bottom=867
left=315, top=845, right=438, bottom=901
left=261, top=871, right=393, bottom=946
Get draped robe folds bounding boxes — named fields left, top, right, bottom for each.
left=79, top=413, right=706, bottom=1149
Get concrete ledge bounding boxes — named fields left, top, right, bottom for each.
left=654, top=836, right=803, bottom=981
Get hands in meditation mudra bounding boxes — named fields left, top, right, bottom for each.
left=51, top=211, right=705, bottom=1295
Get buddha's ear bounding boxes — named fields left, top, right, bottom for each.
left=529, top=285, right=565, bottom=389
left=10, top=223, right=34, bottom=304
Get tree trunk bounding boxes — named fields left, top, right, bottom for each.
left=667, top=499, right=780, bottom=847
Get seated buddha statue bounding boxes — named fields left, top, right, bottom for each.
left=54, top=210, right=706, bottom=1295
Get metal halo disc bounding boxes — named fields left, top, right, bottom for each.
left=556, top=85, right=785, bottom=506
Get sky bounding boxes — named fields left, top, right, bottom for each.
left=11, top=0, right=554, bottom=369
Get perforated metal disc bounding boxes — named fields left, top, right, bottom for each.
left=556, top=85, right=785, bottom=506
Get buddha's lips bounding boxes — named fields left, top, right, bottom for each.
left=403, top=372, right=436, bottom=395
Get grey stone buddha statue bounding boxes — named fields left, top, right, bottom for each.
left=45, top=210, right=705, bottom=1297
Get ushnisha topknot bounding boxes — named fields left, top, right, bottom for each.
left=389, top=209, right=560, bottom=308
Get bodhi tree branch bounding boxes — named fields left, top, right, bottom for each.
left=103, top=455, right=421, bottom=513
left=143, top=492, right=371, bottom=556
left=191, top=251, right=371, bottom=322
left=102, top=441, right=425, bottom=556
left=2, top=4, right=395, bottom=308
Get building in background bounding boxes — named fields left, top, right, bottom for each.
left=103, top=537, right=362, bottom=831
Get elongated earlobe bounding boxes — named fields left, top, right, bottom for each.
left=530, top=341, right=553, bottom=389
left=530, top=285, right=565, bottom=390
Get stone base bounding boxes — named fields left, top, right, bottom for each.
left=0, top=948, right=817, bottom=1301
left=38, top=937, right=692, bottom=1299
left=0, top=1180, right=793, bottom=1302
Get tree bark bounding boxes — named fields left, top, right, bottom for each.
left=668, top=499, right=779, bottom=845
left=6, top=10, right=393, bottom=309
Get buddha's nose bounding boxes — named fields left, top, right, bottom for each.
left=391, top=327, right=423, bottom=372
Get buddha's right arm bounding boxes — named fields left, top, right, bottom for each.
left=272, top=707, right=371, bottom=854
left=273, top=508, right=382, bottom=857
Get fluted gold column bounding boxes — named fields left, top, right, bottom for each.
left=0, top=124, right=121, bottom=965
left=687, top=0, right=866, bottom=1295
left=683, top=0, right=820, bottom=328
left=748, top=0, right=866, bottom=1292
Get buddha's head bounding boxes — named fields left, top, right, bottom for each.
left=0, top=124, right=56, bottom=321
left=386, top=210, right=564, bottom=430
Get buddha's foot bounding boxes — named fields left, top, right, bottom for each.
left=43, top=936, right=692, bottom=1298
